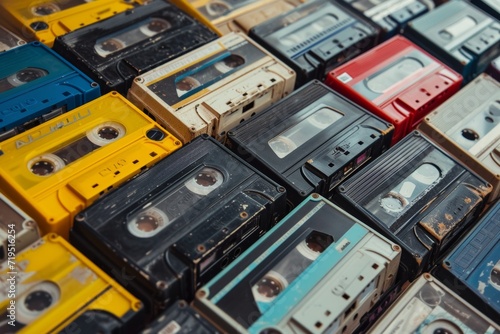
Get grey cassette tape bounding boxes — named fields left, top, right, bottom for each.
left=193, top=194, right=401, bottom=334
left=0, top=25, right=25, bottom=52
left=128, top=32, right=295, bottom=144
left=368, top=273, right=500, bottom=333
left=419, top=73, right=500, bottom=202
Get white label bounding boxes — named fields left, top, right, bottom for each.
left=337, top=72, right=353, bottom=83
left=159, top=321, right=181, bottom=334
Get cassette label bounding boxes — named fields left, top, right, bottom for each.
left=128, top=32, right=295, bottom=143
left=325, top=35, right=462, bottom=145
left=52, top=1, right=219, bottom=95
left=336, top=131, right=492, bottom=281
left=0, top=42, right=101, bottom=142
left=249, top=0, right=379, bottom=88
left=226, top=80, right=393, bottom=207
left=71, top=135, right=287, bottom=314
left=0, top=25, right=26, bottom=52
left=0, top=92, right=182, bottom=239
left=194, top=195, right=401, bottom=334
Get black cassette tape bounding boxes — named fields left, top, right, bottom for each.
left=488, top=55, right=500, bottom=81
left=52, top=0, right=219, bottom=96
left=248, top=0, right=380, bottom=88
left=142, top=300, right=220, bottom=334
left=335, top=131, right=492, bottom=282
left=193, top=194, right=401, bottom=333
left=0, top=25, right=25, bottom=52
left=433, top=201, right=500, bottom=322
left=0, top=42, right=100, bottom=142
left=225, top=80, right=394, bottom=207
left=70, top=135, right=287, bottom=314
left=369, top=273, right=500, bottom=333
left=404, top=0, right=500, bottom=83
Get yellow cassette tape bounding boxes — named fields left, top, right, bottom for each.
left=0, top=0, right=146, bottom=47
left=0, top=92, right=182, bottom=239
left=0, top=233, right=144, bottom=333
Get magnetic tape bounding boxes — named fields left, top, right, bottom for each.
left=0, top=0, right=146, bottom=48
left=0, top=25, right=25, bottom=52
left=225, top=80, right=394, bottom=207
left=52, top=0, right=219, bottom=95
left=419, top=73, right=500, bottom=202
left=70, top=135, right=287, bottom=315
left=0, top=233, right=144, bottom=333
left=0, top=193, right=40, bottom=263
left=193, top=194, right=401, bottom=334
left=0, top=42, right=100, bottom=142
left=128, top=32, right=296, bottom=143
left=248, top=0, right=380, bottom=88
left=368, top=273, right=500, bottom=333
left=433, top=201, right=500, bottom=323
left=404, top=0, right=500, bottom=84
left=335, top=131, right=493, bottom=282
left=0, top=92, right=182, bottom=239
left=325, top=35, right=463, bottom=145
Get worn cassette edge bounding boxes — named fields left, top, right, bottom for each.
left=0, top=92, right=182, bottom=239
left=0, top=42, right=101, bottom=142
left=0, top=25, right=26, bottom=52
left=169, top=0, right=223, bottom=34
left=488, top=55, right=500, bottom=81
left=0, top=0, right=146, bottom=47
left=404, top=0, right=500, bottom=84
left=194, top=194, right=401, bottom=334
left=0, top=233, right=144, bottom=333
left=325, top=35, right=463, bottom=145
left=368, top=273, right=500, bottom=333
left=419, top=73, right=500, bottom=202
left=335, top=131, right=493, bottom=282
left=471, top=0, right=500, bottom=20
left=0, top=192, right=40, bottom=262
left=432, top=201, right=500, bottom=322
left=128, top=32, right=296, bottom=143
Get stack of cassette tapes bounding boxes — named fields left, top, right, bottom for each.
left=335, top=131, right=492, bottom=281
left=368, top=273, right=500, bottom=333
left=128, top=32, right=296, bottom=143
left=0, top=42, right=100, bottom=142
left=404, top=0, right=500, bottom=84
left=193, top=194, right=401, bottom=333
left=225, top=80, right=394, bottom=207
left=325, top=35, right=463, bottom=145
left=0, top=25, right=25, bottom=52
left=0, top=92, right=181, bottom=239
left=433, top=201, right=500, bottom=323
left=71, top=135, right=287, bottom=314
left=0, top=0, right=146, bottom=47
left=419, top=73, right=500, bottom=201
left=0, top=234, right=144, bottom=333
left=52, top=0, right=219, bottom=95
left=249, top=0, right=380, bottom=88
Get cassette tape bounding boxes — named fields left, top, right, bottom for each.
left=225, top=80, right=394, bottom=207
left=193, top=194, right=401, bottom=333
left=325, top=35, right=463, bottom=145
left=0, top=233, right=144, bottom=333
left=404, top=0, right=500, bottom=84
left=418, top=73, right=500, bottom=202
left=0, top=0, right=146, bottom=48
left=0, top=42, right=100, bottom=142
left=433, top=201, right=500, bottom=323
left=0, top=25, right=26, bottom=52
left=0, top=193, right=40, bottom=263
left=70, top=135, right=287, bottom=314
left=248, top=0, right=380, bottom=88
left=368, top=273, right=500, bottom=333
left=128, top=32, right=295, bottom=143
left=0, top=92, right=182, bottom=239
left=142, top=300, right=220, bottom=334
left=338, top=0, right=432, bottom=39
left=472, top=0, right=500, bottom=20
left=335, top=131, right=493, bottom=282
left=52, top=0, right=219, bottom=96
left=487, top=55, right=500, bottom=82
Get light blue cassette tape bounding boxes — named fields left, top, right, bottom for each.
left=0, top=42, right=100, bottom=141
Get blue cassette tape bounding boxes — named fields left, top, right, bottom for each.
left=434, top=201, right=500, bottom=322
left=0, top=42, right=100, bottom=141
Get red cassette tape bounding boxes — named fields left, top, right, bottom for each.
left=325, top=35, right=462, bottom=145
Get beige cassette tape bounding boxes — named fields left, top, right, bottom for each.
left=128, top=32, right=296, bottom=143
left=419, top=73, right=500, bottom=202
